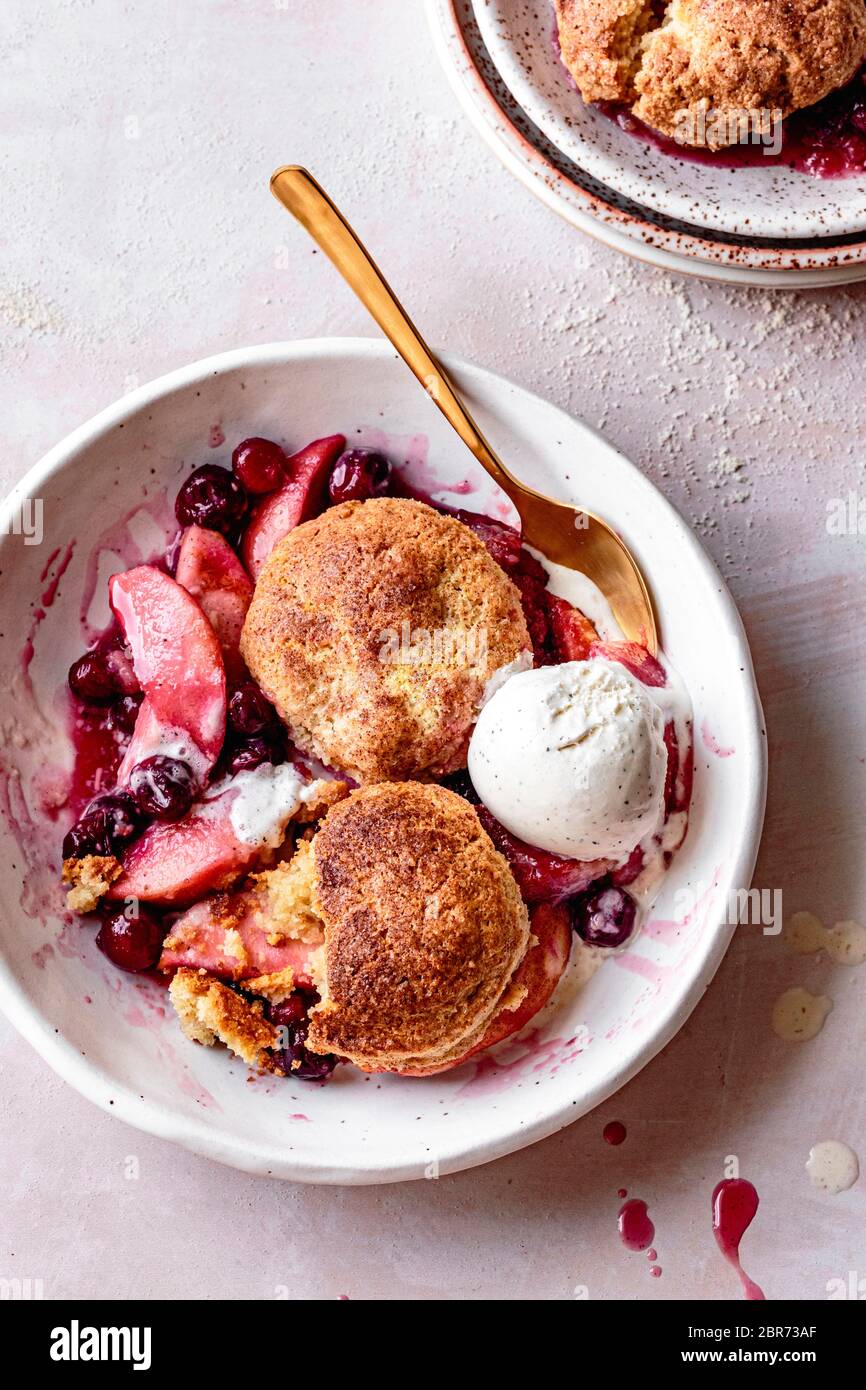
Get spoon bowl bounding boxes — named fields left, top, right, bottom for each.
left=269, top=165, right=657, bottom=652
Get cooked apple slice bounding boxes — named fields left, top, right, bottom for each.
left=175, top=526, right=253, bottom=683
left=399, top=903, right=572, bottom=1076
left=110, top=565, right=226, bottom=784
left=241, top=434, right=346, bottom=580
left=107, top=763, right=312, bottom=906
left=467, top=902, right=572, bottom=1055
left=477, top=806, right=612, bottom=903
left=159, top=889, right=321, bottom=988
left=547, top=594, right=598, bottom=662
left=590, top=639, right=666, bottom=689
left=108, top=797, right=260, bottom=906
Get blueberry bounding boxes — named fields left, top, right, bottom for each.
left=223, top=729, right=286, bottom=775
left=128, top=756, right=196, bottom=822
left=68, top=651, right=130, bottom=704
left=232, top=437, right=286, bottom=495
left=227, top=683, right=276, bottom=737
left=62, top=791, right=142, bottom=860
left=107, top=692, right=144, bottom=734
left=269, top=993, right=338, bottom=1083
left=572, top=886, right=637, bottom=948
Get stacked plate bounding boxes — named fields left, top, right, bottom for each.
left=426, top=0, right=866, bottom=286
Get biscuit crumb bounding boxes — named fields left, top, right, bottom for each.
left=223, top=928, right=248, bottom=965
left=297, top=779, right=351, bottom=823
left=243, top=966, right=297, bottom=1004
left=62, top=854, right=123, bottom=914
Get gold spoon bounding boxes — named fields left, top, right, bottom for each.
left=270, top=165, right=657, bottom=653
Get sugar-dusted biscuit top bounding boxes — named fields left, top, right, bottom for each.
left=555, top=0, right=664, bottom=104
left=240, top=498, right=531, bottom=784
left=556, top=0, right=866, bottom=146
left=305, top=782, right=530, bottom=1073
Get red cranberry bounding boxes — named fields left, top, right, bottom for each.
left=512, top=549, right=552, bottom=663
left=68, top=649, right=137, bottom=704
left=452, top=510, right=522, bottom=570
left=228, top=682, right=276, bottom=736
left=129, top=756, right=196, bottom=821
left=269, top=993, right=337, bottom=1083
left=328, top=449, right=391, bottom=505
left=269, top=993, right=312, bottom=1028
left=175, top=464, right=248, bottom=537
left=573, top=886, right=637, bottom=948
left=96, top=907, right=165, bottom=972
left=62, top=791, right=141, bottom=860
left=232, top=437, right=287, bottom=494
left=477, top=807, right=605, bottom=904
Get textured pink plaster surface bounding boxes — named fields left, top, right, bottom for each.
left=0, top=0, right=864, bottom=1300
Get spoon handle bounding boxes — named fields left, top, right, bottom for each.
left=270, top=165, right=515, bottom=495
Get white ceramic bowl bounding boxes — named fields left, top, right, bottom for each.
left=428, top=0, right=866, bottom=284
left=0, top=340, right=766, bottom=1183
left=475, top=0, right=866, bottom=240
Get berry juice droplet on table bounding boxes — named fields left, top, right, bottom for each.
left=712, top=1179, right=765, bottom=1301
left=603, top=1120, right=627, bottom=1145
left=618, top=1198, right=654, bottom=1252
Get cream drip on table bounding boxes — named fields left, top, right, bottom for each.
left=806, top=1140, right=860, bottom=1195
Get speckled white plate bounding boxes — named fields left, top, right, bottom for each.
left=429, top=0, right=866, bottom=283
left=474, top=0, right=866, bottom=240
left=0, top=341, right=766, bottom=1183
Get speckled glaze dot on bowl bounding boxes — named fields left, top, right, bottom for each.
left=475, top=0, right=866, bottom=241
left=428, top=0, right=866, bottom=284
left=0, top=341, right=766, bottom=1184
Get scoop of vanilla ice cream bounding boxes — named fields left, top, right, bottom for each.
left=468, top=659, right=667, bottom=861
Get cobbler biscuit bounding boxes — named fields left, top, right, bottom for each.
left=169, top=968, right=278, bottom=1071
left=251, top=840, right=327, bottom=944
left=240, top=498, right=531, bottom=784
left=556, top=0, right=866, bottom=146
left=636, top=0, right=866, bottom=144
left=304, top=782, right=531, bottom=1073
left=555, top=0, right=664, bottom=103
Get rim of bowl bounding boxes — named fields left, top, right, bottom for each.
left=0, top=339, right=768, bottom=1182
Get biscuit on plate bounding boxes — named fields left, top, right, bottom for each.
left=556, top=0, right=866, bottom=146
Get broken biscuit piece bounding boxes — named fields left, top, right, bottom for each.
left=62, top=854, right=123, bottom=914
left=169, top=968, right=278, bottom=1071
